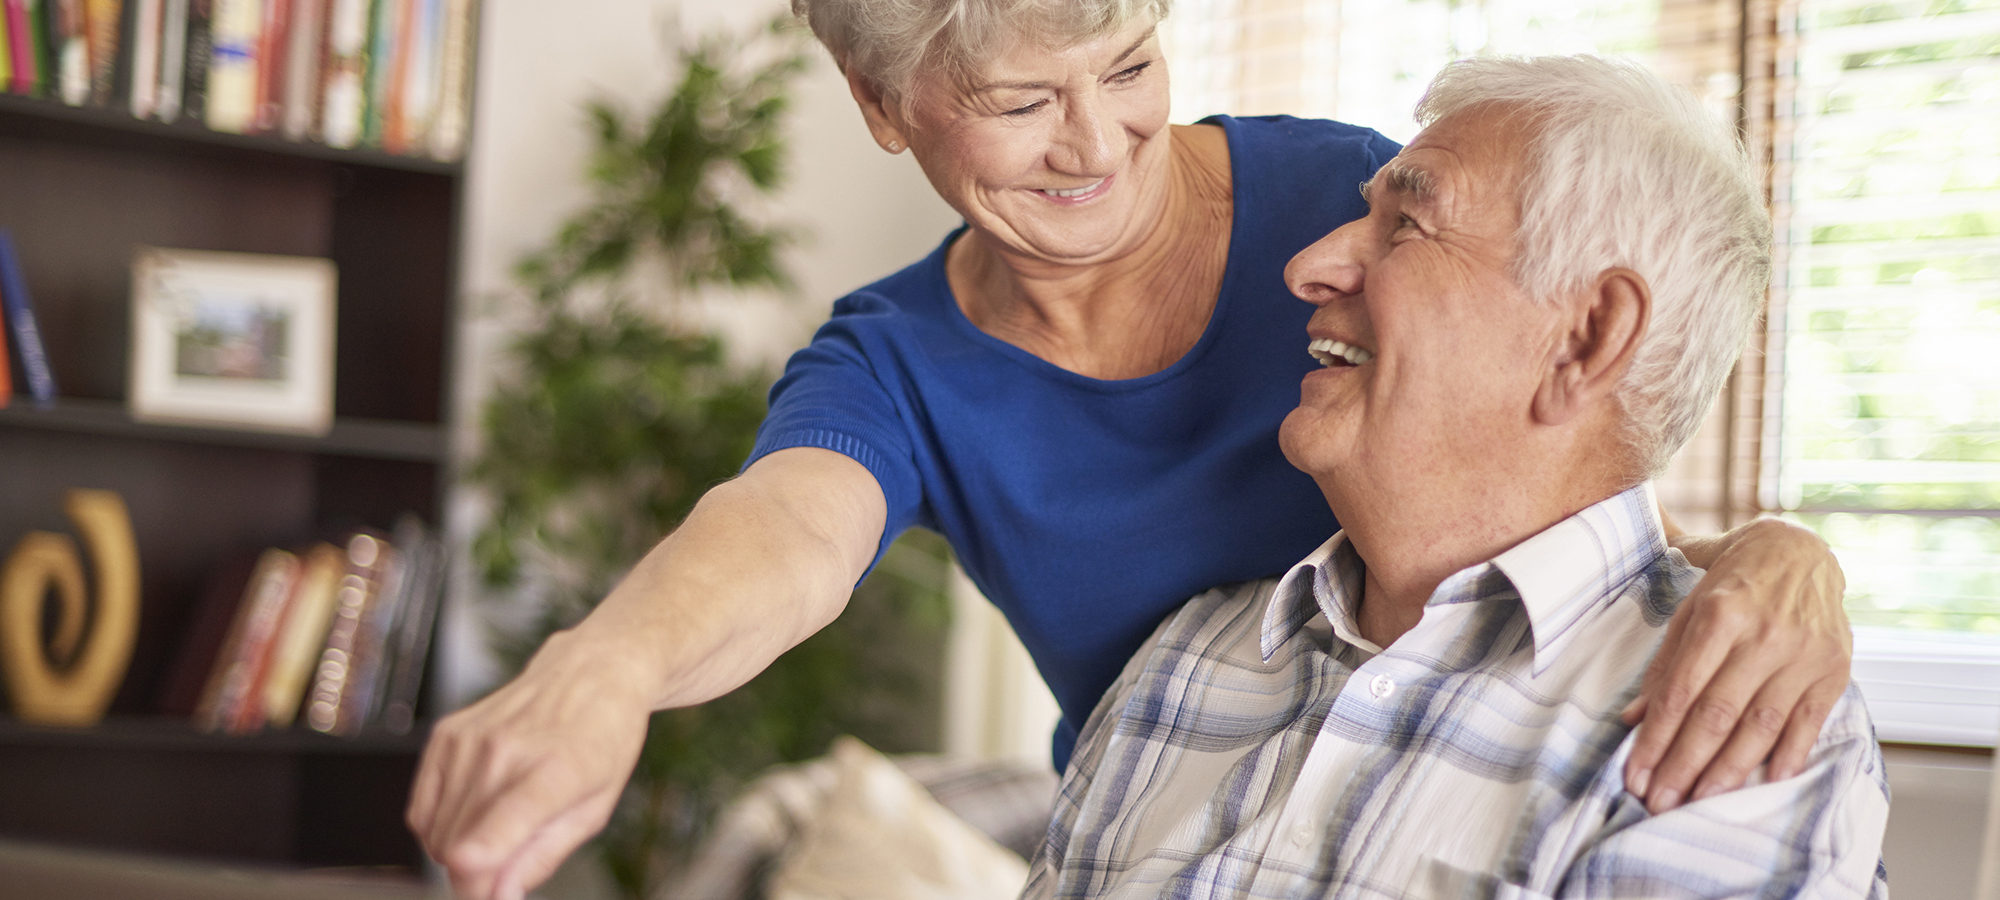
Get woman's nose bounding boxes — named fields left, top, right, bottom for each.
left=1285, top=220, right=1366, bottom=305
left=1053, top=97, right=1120, bottom=175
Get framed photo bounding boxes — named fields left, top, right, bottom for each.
left=129, top=248, right=337, bottom=435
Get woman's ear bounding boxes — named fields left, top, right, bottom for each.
left=1532, top=267, right=1651, bottom=426
left=846, top=68, right=910, bottom=154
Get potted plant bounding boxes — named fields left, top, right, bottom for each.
left=465, top=19, right=951, bottom=899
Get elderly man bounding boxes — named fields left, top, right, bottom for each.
left=1021, top=56, right=1888, bottom=900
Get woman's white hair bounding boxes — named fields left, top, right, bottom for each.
left=792, top=0, right=1170, bottom=109
left=1415, top=55, right=1770, bottom=477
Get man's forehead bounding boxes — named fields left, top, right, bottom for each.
left=1361, top=156, right=1443, bottom=208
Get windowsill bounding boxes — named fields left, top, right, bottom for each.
left=1853, top=627, right=2000, bottom=748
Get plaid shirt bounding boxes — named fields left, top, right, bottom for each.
left=1023, top=484, right=1889, bottom=900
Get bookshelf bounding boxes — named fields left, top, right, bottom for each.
left=0, top=84, right=460, bottom=871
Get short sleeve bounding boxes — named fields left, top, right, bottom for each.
left=746, top=292, right=928, bottom=575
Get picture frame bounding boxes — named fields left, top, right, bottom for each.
left=129, top=247, right=337, bottom=435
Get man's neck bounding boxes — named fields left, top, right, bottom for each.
left=1337, top=463, right=1629, bottom=648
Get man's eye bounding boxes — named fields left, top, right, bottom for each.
left=1396, top=214, right=1422, bottom=234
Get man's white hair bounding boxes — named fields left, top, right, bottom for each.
left=794, top=0, right=1171, bottom=112
left=1416, top=55, right=1770, bottom=477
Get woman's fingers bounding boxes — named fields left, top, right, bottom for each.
left=1685, top=662, right=1822, bottom=803
left=1622, top=595, right=1731, bottom=800
left=1769, top=676, right=1846, bottom=782
left=1634, top=617, right=1775, bottom=813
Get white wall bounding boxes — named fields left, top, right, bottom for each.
left=438, top=0, right=958, bottom=707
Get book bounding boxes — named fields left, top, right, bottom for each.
left=249, top=0, right=289, bottom=132
left=177, top=0, right=207, bottom=120
left=303, top=530, right=396, bottom=734
left=0, top=287, right=12, bottom=407
left=194, top=547, right=299, bottom=733
left=316, top=0, right=364, bottom=147
left=0, top=229, right=57, bottom=407
left=0, top=7, right=13, bottom=93
left=152, top=0, right=184, bottom=118
left=203, top=0, right=257, bottom=132
left=278, top=0, right=319, bottom=139
left=126, top=0, right=159, bottom=116
left=360, top=0, right=398, bottom=147
left=386, top=0, right=433, bottom=155
left=338, top=513, right=422, bottom=729
left=81, top=0, right=118, bottom=105
left=252, top=539, right=344, bottom=728
left=378, top=525, right=441, bottom=734
left=52, top=0, right=81, bottom=103
left=156, top=551, right=258, bottom=716
left=27, top=0, right=52, bottom=95
left=425, top=0, right=468, bottom=159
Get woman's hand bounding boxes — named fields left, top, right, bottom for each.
left=407, top=630, right=654, bottom=900
left=406, top=448, right=887, bottom=900
left=1623, top=516, right=1851, bottom=813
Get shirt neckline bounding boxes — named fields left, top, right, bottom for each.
left=1261, top=483, right=1669, bottom=669
left=924, top=116, right=1253, bottom=393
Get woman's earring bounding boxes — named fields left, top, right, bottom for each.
left=886, top=140, right=901, bottom=153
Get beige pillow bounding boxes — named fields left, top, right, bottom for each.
left=765, top=737, right=1030, bottom=900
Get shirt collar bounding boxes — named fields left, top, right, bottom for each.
left=1260, top=483, right=1669, bottom=671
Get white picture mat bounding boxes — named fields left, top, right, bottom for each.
left=130, top=247, right=337, bottom=435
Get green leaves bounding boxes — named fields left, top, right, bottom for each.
left=464, top=18, right=952, bottom=900
left=515, top=20, right=811, bottom=308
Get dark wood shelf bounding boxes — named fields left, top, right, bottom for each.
left=0, top=398, right=445, bottom=462
left=0, top=91, right=461, bottom=175
left=0, top=716, right=429, bottom=756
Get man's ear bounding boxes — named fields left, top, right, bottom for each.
left=846, top=67, right=910, bottom=153
left=1533, top=267, right=1651, bottom=426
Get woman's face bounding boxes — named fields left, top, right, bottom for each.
left=890, top=19, right=1174, bottom=268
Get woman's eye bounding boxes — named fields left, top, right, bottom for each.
left=1111, top=61, right=1152, bottom=83
left=1003, top=99, right=1049, bottom=117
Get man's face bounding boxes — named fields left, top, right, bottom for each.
left=1278, top=106, right=1571, bottom=516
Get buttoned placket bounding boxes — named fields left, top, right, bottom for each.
left=1259, top=641, right=1417, bottom=873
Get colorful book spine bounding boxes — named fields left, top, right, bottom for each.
left=304, top=530, right=394, bottom=734
left=249, top=0, right=288, bottom=132
left=178, top=0, right=207, bottom=120
left=360, top=0, right=398, bottom=148
left=27, top=0, right=51, bottom=95
left=195, top=547, right=298, bottom=733
left=81, top=0, right=117, bottom=105
left=317, top=0, right=364, bottom=147
left=0, top=283, right=11, bottom=408
left=203, top=0, right=256, bottom=132
left=0, top=229, right=57, bottom=406
left=379, top=527, right=441, bottom=734
left=127, top=0, right=161, bottom=116
left=53, top=0, right=84, bottom=104
left=153, top=0, right=185, bottom=119
left=259, top=539, right=351, bottom=728
left=278, top=0, right=319, bottom=139
left=426, top=0, right=468, bottom=160
left=1, top=7, right=15, bottom=92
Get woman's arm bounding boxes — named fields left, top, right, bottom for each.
left=1623, top=510, right=1852, bottom=813
left=406, top=447, right=887, bottom=900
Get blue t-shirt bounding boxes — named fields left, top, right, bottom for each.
left=749, top=115, right=1401, bottom=767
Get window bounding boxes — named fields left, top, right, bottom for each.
left=1161, top=0, right=2000, bottom=744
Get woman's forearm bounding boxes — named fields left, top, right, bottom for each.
left=548, top=446, right=888, bottom=711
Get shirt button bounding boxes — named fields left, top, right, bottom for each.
left=1369, top=673, right=1396, bottom=699
left=1291, top=825, right=1313, bottom=847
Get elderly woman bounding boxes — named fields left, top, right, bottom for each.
left=409, top=1, right=1852, bottom=897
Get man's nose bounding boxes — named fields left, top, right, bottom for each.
left=1285, top=219, right=1366, bottom=305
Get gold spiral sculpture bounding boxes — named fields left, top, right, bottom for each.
left=0, top=490, right=141, bottom=726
